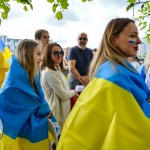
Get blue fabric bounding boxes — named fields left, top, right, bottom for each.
left=0, top=39, right=5, bottom=53
left=0, top=56, right=50, bottom=142
left=97, top=60, right=150, bottom=117
left=138, top=64, right=146, bottom=80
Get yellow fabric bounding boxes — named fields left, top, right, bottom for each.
left=3, top=47, right=12, bottom=60
left=0, top=51, right=10, bottom=68
left=0, top=51, right=10, bottom=88
left=0, top=134, right=50, bottom=150
left=57, top=78, right=150, bottom=150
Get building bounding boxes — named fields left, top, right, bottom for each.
left=0, top=35, right=21, bottom=53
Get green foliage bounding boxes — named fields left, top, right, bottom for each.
left=55, top=11, right=63, bottom=20
left=126, top=0, right=150, bottom=43
left=47, top=0, right=69, bottom=20
left=127, top=0, right=136, bottom=3
left=0, top=0, right=92, bottom=23
left=126, top=3, right=135, bottom=11
left=0, top=0, right=33, bottom=24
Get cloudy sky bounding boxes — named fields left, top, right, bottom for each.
left=0, top=0, right=142, bottom=48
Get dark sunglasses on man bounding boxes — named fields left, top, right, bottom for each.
left=78, top=37, right=87, bottom=41
left=52, top=51, right=64, bottom=57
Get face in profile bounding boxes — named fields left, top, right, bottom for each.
left=40, top=31, right=50, bottom=49
left=114, top=22, right=141, bottom=57
left=34, top=45, right=43, bottom=69
left=51, top=45, right=64, bottom=65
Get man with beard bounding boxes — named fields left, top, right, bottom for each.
left=68, top=32, right=93, bottom=90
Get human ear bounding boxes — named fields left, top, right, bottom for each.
left=23, top=49, right=28, bottom=57
left=110, top=35, right=117, bottom=47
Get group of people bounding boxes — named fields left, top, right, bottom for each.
left=1, top=17, right=150, bottom=150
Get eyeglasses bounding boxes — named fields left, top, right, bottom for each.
left=78, top=37, right=87, bottom=41
left=52, top=51, right=64, bottom=57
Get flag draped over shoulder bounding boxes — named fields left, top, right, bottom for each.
left=57, top=61, right=150, bottom=150
left=0, top=56, right=51, bottom=150
left=0, top=39, right=12, bottom=59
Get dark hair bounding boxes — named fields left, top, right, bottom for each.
left=34, top=29, right=49, bottom=40
left=41, top=42, right=65, bottom=72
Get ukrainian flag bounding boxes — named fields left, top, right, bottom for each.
left=0, top=51, right=10, bottom=88
left=0, top=38, right=12, bottom=60
left=57, top=61, right=150, bottom=150
left=0, top=56, right=53, bottom=150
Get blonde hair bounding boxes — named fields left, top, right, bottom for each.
left=88, top=18, right=135, bottom=80
left=144, top=49, right=150, bottom=74
left=15, top=39, right=39, bottom=85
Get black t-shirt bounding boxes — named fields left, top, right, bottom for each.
left=68, top=46, right=93, bottom=75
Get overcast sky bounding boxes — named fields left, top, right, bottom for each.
left=0, top=0, right=143, bottom=48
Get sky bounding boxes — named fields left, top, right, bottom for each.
left=0, top=0, right=144, bottom=49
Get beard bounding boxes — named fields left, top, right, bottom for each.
left=78, top=45, right=86, bottom=50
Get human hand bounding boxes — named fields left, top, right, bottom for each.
left=74, top=91, right=79, bottom=97
left=71, top=90, right=79, bottom=97
left=80, top=76, right=89, bottom=86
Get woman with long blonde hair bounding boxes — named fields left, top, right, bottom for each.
left=57, top=18, right=150, bottom=150
left=0, top=39, right=56, bottom=150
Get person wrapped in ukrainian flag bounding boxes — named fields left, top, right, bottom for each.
left=56, top=18, right=150, bottom=150
left=0, top=39, right=58, bottom=150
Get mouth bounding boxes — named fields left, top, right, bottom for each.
left=134, top=47, right=138, bottom=51
left=37, top=62, right=41, bottom=65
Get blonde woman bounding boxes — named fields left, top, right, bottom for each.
left=57, top=18, right=150, bottom=150
left=0, top=39, right=55, bottom=150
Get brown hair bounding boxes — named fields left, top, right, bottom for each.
left=41, top=42, right=65, bottom=72
left=34, top=29, right=49, bottom=40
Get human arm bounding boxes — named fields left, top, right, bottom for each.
left=44, top=70, right=76, bottom=100
left=68, top=60, right=89, bottom=86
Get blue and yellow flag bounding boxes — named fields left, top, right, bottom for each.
left=0, top=51, right=10, bottom=88
left=57, top=61, right=150, bottom=150
left=0, top=39, right=12, bottom=59
left=0, top=56, right=52, bottom=150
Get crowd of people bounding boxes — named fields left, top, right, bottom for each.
left=0, top=17, right=150, bottom=150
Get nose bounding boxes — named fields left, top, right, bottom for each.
left=137, top=36, right=142, bottom=44
left=39, top=55, right=43, bottom=61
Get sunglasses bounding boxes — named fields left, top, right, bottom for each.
left=79, top=37, right=87, bottom=41
left=52, top=51, right=64, bottom=57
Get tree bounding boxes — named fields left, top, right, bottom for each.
left=126, top=0, right=150, bottom=43
left=0, top=0, right=92, bottom=24
left=1, top=0, right=149, bottom=43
